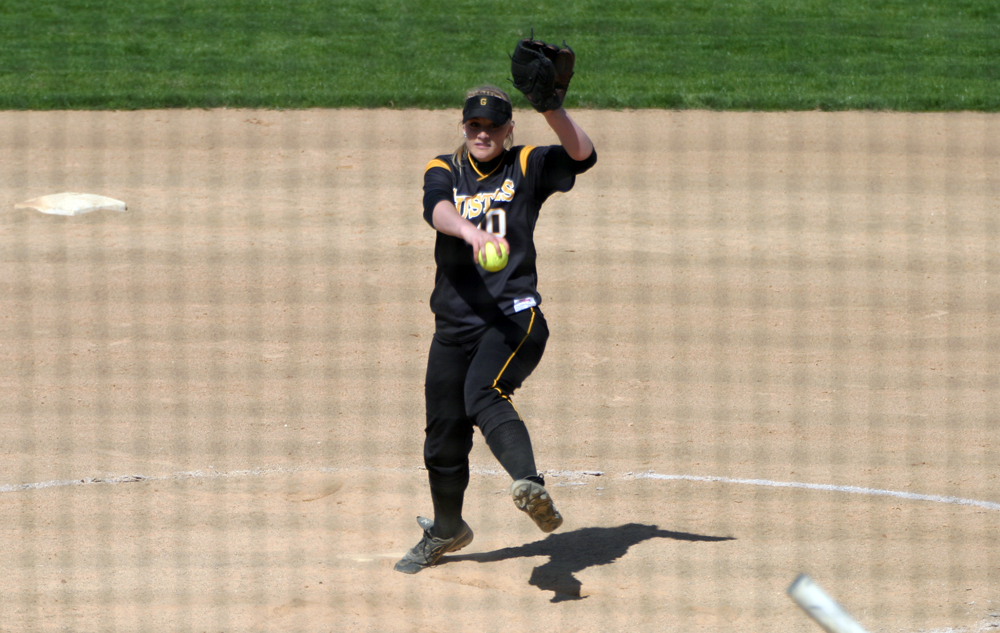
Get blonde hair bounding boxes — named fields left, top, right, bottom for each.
left=451, top=85, right=515, bottom=172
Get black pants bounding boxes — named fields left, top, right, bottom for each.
left=423, top=308, right=549, bottom=536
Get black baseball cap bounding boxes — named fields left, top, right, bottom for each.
left=462, top=94, right=512, bottom=126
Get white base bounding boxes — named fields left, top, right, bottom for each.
left=15, top=192, right=127, bottom=216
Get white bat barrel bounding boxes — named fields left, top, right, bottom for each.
left=787, top=574, right=869, bottom=633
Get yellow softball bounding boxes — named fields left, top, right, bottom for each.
left=478, top=241, right=509, bottom=272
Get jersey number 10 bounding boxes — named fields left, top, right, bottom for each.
left=482, top=208, right=507, bottom=238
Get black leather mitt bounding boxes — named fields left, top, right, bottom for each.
left=510, top=36, right=575, bottom=112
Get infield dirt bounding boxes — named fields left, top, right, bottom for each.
left=1, top=109, right=998, bottom=632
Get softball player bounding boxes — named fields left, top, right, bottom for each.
left=395, top=83, right=596, bottom=574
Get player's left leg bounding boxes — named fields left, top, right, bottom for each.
left=465, top=308, right=548, bottom=478
left=465, top=308, right=563, bottom=532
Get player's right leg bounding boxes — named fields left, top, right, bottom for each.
left=394, top=516, right=474, bottom=575
left=395, top=334, right=475, bottom=574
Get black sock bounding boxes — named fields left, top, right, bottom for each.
left=428, top=469, right=467, bottom=539
left=484, top=419, right=539, bottom=483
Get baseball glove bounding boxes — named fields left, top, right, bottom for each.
left=510, top=36, right=575, bottom=113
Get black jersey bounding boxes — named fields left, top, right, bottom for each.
left=422, top=144, right=597, bottom=336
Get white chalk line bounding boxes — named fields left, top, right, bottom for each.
left=637, top=473, right=1000, bottom=512
left=2, top=466, right=999, bottom=512
left=0, top=467, right=284, bottom=494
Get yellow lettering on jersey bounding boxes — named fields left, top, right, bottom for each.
left=453, top=192, right=470, bottom=217
left=455, top=179, right=517, bottom=221
left=498, top=179, right=516, bottom=201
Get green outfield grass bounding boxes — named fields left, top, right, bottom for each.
left=0, top=0, right=998, bottom=110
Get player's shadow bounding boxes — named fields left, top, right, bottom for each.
left=447, top=523, right=734, bottom=602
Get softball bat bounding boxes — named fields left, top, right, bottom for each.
left=787, top=574, right=869, bottom=633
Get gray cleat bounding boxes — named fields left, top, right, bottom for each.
left=510, top=479, right=563, bottom=533
left=394, top=516, right=474, bottom=574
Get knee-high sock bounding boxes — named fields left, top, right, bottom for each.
left=427, top=465, right=468, bottom=539
left=484, top=419, right=542, bottom=484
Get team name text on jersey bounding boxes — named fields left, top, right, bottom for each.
left=453, top=178, right=516, bottom=222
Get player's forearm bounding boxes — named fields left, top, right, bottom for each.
left=542, top=108, right=594, bottom=161
left=431, top=200, right=508, bottom=263
left=431, top=200, right=478, bottom=242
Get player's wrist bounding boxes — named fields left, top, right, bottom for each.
left=458, top=222, right=481, bottom=246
